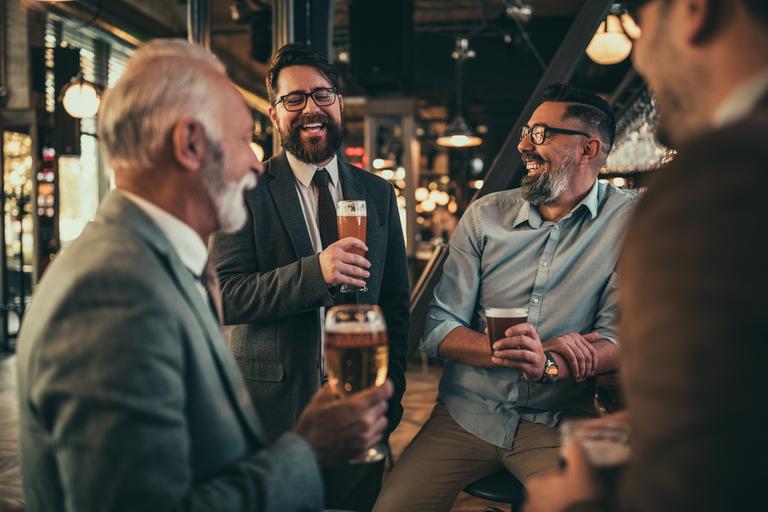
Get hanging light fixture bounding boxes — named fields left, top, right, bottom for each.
left=60, top=73, right=101, bottom=119
left=586, top=7, right=642, bottom=65
left=437, top=38, right=482, bottom=148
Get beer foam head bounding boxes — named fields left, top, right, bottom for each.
left=337, top=200, right=367, bottom=217
left=325, top=308, right=386, bottom=333
left=485, top=307, right=528, bottom=318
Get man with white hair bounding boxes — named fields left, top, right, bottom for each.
left=15, top=39, right=392, bottom=512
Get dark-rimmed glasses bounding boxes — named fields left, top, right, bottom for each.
left=520, top=124, right=593, bottom=145
left=273, top=87, right=337, bottom=112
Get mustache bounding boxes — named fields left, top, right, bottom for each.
left=521, top=152, right=545, bottom=163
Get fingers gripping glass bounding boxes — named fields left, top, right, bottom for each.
left=520, top=124, right=593, bottom=145
left=273, top=87, right=337, bottom=112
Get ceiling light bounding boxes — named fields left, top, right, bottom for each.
left=60, top=73, right=100, bottom=119
left=438, top=38, right=483, bottom=149
left=587, top=8, right=642, bottom=65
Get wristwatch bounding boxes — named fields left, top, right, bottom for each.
left=541, top=351, right=560, bottom=383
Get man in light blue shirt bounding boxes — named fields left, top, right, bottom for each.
left=375, top=84, right=638, bottom=511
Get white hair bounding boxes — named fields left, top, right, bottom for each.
left=98, top=39, right=228, bottom=172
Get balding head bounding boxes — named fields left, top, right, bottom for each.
left=98, top=39, right=228, bottom=174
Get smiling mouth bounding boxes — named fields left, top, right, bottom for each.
left=524, top=159, right=547, bottom=175
left=300, top=122, right=326, bottom=136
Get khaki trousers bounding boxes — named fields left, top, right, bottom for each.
left=373, top=401, right=561, bottom=512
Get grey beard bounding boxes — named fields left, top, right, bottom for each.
left=521, top=154, right=574, bottom=205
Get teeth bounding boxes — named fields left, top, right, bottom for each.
left=526, top=161, right=542, bottom=170
left=303, top=123, right=323, bottom=129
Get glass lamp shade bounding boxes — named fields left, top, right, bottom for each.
left=437, top=115, right=482, bottom=148
left=61, top=77, right=101, bottom=119
left=586, top=15, right=633, bottom=65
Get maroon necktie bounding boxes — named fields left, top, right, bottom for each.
left=311, top=168, right=339, bottom=249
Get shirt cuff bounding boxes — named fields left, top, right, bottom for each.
left=420, top=319, right=465, bottom=358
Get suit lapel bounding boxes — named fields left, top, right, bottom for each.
left=339, top=158, right=366, bottom=203
left=98, top=192, right=267, bottom=443
left=267, top=152, right=315, bottom=258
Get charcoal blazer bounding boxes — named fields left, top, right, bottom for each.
left=210, top=152, right=410, bottom=441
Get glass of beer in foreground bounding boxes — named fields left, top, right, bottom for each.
left=337, top=200, right=367, bottom=293
left=325, top=304, right=389, bottom=463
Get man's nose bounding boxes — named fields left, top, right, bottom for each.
left=252, top=158, right=265, bottom=176
left=517, top=133, right=534, bottom=154
left=302, top=95, right=321, bottom=115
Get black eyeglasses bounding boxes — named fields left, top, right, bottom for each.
left=520, top=124, right=593, bottom=145
left=273, top=87, right=337, bottom=112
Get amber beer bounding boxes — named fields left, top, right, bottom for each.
left=485, top=307, right=528, bottom=352
left=325, top=328, right=388, bottom=396
left=325, top=305, right=389, bottom=463
left=337, top=200, right=368, bottom=293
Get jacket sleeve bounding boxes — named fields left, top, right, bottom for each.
left=26, top=273, right=324, bottom=512
left=378, top=185, right=410, bottom=434
left=210, top=197, right=334, bottom=325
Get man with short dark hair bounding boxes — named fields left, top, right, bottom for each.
left=210, top=43, right=409, bottom=510
left=523, top=1, right=768, bottom=511
left=374, top=83, right=638, bottom=511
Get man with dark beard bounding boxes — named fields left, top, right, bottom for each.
left=209, top=43, right=409, bottom=511
left=374, top=84, right=637, bottom=511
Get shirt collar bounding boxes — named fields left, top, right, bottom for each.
left=713, top=68, right=768, bottom=128
left=286, top=151, right=340, bottom=188
left=513, top=179, right=599, bottom=228
left=120, top=190, right=208, bottom=277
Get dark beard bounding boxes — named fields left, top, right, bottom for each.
left=281, top=113, right=343, bottom=164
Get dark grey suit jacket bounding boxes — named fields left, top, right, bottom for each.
left=616, top=97, right=768, bottom=511
left=16, top=192, right=323, bottom=511
left=210, top=152, right=410, bottom=441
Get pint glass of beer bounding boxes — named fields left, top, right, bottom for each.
left=336, top=200, right=367, bottom=293
left=325, top=304, right=389, bottom=463
left=485, top=307, right=529, bottom=352
left=560, top=419, right=630, bottom=499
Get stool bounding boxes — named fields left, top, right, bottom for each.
left=463, top=470, right=524, bottom=512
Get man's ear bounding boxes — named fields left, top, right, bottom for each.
left=172, top=118, right=206, bottom=173
left=684, top=0, right=721, bottom=45
left=268, top=105, right=278, bottom=127
left=580, top=138, right=601, bottom=165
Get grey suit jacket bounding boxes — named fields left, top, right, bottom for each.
left=15, top=191, right=323, bottom=511
left=210, top=152, right=410, bottom=441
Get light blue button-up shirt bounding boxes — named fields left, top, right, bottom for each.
left=421, top=180, right=639, bottom=448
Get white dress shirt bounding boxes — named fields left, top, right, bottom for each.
left=120, top=190, right=209, bottom=301
left=713, top=68, right=768, bottom=127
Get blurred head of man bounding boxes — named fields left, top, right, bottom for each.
left=517, top=84, right=615, bottom=206
left=629, top=0, right=768, bottom=147
left=266, top=43, right=344, bottom=165
left=97, top=39, right=261, bottom=235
